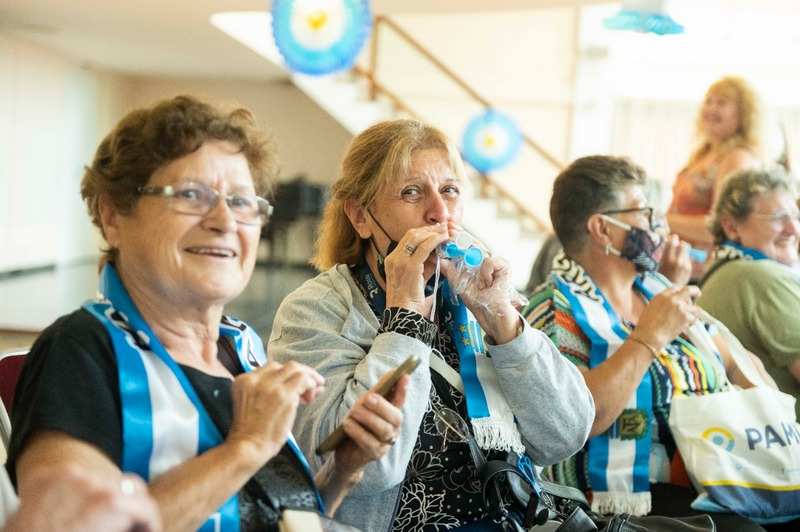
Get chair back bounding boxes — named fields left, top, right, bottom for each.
left=0, top=351, right=27, bottom=415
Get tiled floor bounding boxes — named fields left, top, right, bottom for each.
left=0, top=261, right=316, bottom=352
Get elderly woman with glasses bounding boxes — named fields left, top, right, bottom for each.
left=6, top=96, right=407, bottom=532
left=698, top=167, right=800, bottom=417
left=523, top=155, right=770, bottom=530
left=268, top=119, right=594, bottom=531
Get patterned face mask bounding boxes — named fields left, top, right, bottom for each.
left=601, top=214, right=664, bottom=273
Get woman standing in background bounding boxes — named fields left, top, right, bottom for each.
left=668, top=76, right=763, bottom=276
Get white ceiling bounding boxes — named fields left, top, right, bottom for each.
left=0, top=0, right=608, bottom=80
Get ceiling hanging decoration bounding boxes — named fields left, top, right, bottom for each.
left=461, top=109, right=523, bottom=174
left=271, top=0, right=372, bottom=75
left=603, top=0, right=684, bottom=36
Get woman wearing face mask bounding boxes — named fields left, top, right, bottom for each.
left=698, top=167, right=800, bottom=418
left=523, top=156, right=771, bottom=530
left=268, top=119, right=594, bottom=531
left=667, top=76, right=763, bottom=278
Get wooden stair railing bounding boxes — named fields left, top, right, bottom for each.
left=351, top=14, right=565, bottom=235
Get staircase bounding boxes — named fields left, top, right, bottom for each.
left=211, top=11, right=553, bottom=290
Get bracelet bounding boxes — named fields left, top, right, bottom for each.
left=628, top=334, right=659, bottom=359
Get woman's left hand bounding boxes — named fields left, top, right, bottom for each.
left=332, top=375, right=409, bottom=482
left=441, top=255, right=524, bottom=344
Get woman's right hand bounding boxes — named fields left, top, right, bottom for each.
left=635, top=285, right=701, bottom=350
left=658, top=234, right=692, bottom=286
left=227, top=361, right=325, bottom=465
left=384, top=223, right=450, bottom=314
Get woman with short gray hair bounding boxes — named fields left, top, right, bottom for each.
left=698, top=167, right=800, bottom=418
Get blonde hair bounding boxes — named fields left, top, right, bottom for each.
left=709, top=166, right=796, bottom=245
left=312, top=119, right=465, bottom=270
left=687, top=76, right=764, bottom=166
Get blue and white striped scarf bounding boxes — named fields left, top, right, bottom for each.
left=83, top=264, right=321, bottom=531
left=551, top=253, right=725, bottom=516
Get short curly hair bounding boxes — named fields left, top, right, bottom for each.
left=81, top=95, right=278, bottom=263
left=709, top=166, right=796, bottom=245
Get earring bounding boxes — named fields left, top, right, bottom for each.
left=604, top=243, right=612, bottom=256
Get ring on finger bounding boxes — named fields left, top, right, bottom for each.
left=404, top=244, right=417, bottom=256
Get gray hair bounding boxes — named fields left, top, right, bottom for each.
left=709, top=166, right=797, bottom=245
left=550, top=155, right=649, bottom=256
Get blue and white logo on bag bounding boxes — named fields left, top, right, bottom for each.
left=702, top=426, right=735, bottom=452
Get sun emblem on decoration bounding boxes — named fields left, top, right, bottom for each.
left=271, top=0, right=372, bottom=75
left=461, top=109, right=523, bottom=174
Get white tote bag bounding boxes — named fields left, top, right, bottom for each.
left=669, top=311, right=800, bottom=524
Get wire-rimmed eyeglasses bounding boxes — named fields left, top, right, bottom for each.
left=750, top=209, right=800, bottom=227
left=601, top=206, right=656, bottom=231
left=433, top=405, right=487, bottom=470
left=137, top=181, right=273, bottom=226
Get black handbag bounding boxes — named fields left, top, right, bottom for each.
left=428, top=368, right=715, bottom=532
left=487, top=454, right=715, bottom=532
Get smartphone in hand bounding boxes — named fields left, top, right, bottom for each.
left=315, top=354, right=421, bottom=455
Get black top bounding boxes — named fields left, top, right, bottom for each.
left=6, top=309, right=318, bottom=531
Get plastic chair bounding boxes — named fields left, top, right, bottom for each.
left=0, top=350, right=27, bottom=415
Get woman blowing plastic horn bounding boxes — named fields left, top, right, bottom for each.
left=6, top=96, right=407, bottom=532
left=268, top=119, right=594, bottom=531
left=523, top=155, right=774, bottom=531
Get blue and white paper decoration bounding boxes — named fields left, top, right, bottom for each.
left=461, top=110, right=522, bottom=174
left=603, top=0, right=684, bottom=36
left=272, top=0, right=372, bottom=75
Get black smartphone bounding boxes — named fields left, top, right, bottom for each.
left=315, top=354, right=421, bottom=455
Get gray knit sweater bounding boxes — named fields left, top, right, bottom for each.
left=268, top=264, right=594, bottom=531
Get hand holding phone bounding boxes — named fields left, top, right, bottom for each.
left=315, top=355, right=421, bottom=455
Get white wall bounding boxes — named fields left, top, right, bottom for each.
left=358, top=7, right=579, bottom=227
left=0, top=31, right=131, bottom=272
left=125, top=76, right=352, bottom=186
left=0, top=33, right=353, bottom=272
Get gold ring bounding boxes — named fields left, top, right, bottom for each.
left=404, top=244, right=416, bottom=256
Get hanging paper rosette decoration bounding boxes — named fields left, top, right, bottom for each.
left=271, top=0, right=372, bottom=75
left=603, top=0, right=684, bottom=36
left=461, top=109, right=523, bottom=174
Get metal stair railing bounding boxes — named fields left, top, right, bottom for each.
left=351, top=14, right=565, bottom=234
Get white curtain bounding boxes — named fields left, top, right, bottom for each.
left=610, top=98, right=800, bottom=205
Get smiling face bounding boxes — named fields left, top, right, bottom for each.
left=104, top=140, right=262, bottom=308
left=365, top=148, right=465, bottom=280
left=724, top=189, right=800, bottom=266
left=701, top=89, right=740, bottom=142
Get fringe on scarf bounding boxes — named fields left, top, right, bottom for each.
left=471, top=417, right=526, bottom=454
left=591, top=491, right=652, bottom=517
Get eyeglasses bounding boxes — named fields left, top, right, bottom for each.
left=433, top=405, right=487, bottom=468
left=434, top=406, right=471, bottom=446
left=750, top=210, right=800, bottom=226
left=601, top=206, right=656, bottom=231
left=138, top=181, right=273, bottom=226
